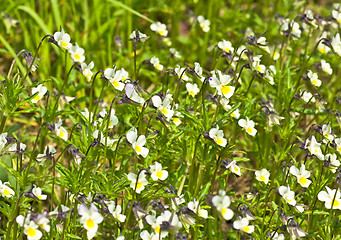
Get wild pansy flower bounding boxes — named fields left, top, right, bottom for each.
left=290, top=164, right=312, bottom=188
left=222, top=160, right=242, bottom=176
left=233, top=217, right=254, bottom=234
left=307, top=135, right=324, bottom=160
left=104, top=66, right=127, bottom=91
left=31, top=84, right=47, bottom=103
left=281, top=19, right=301, bottom=38
left=251, top=55, right=266, bottom=74
left=32, top=186, right=47, bottom=200
left=278, top=186, right=296, bottom=206
left=150, top=22, right=168, bottom=37
left=140, top=230, right=158, bottom=240
left=318, top=186, right=341, bottom=210
left=188, top=199, right=208, bottom=219
left=325, top=153, right=340, bottom=173
left=93, top=130, right=115, bottom=147
left=335, top=138, right=341, bottom=154
left=208, top=125, right=227, bottom=147
left=125, top=83, right=145, bottom=104
left=54, top=119, right=68, bottom=141
left=126, top=128, right=149, bottom=158
left=193, top=62, right=205, bottom=82
left=270, top=232, right=285, bottom=240
left=152, top=95, right=174, bottom=121
left=78, top=203, right=104, bottom=240
left=53, top=29, right=72, bottom=49
left=255, top=169, right=270, bottom=184
left=217, top=39, right=234, bottom=54
left=69, top=42, right=85, bottom=63
left=130, top=30, right=149, bottom=43
left=186, top=83, right=200, bottom=97
left=170, top=48, right=181, bottom=58
left=174, top=65, right=190, bottom=81
left=209, top=70, right=235, bottom=99
left=36, top=145, right=56, bottom=165
left=127, top=170, right=148, bottom=193
left=8, top=143, right=26, bottom=153
left=307, top=70, right=321, bottom=87
left=301, top=91, right=315, bottom=103
left=320, top=59, right=332, bottom=75
left=197, top=15, right=210, bottom=32
left=150, top=56, right=163, bottom=71
left=0, top=132, right=8, bottom=152
left=256, top=36, right=270, bottom=53
left=149, top=161, right=168, bottom=181
left=321, top=123, right=334, bottom=143
left=16, top=214, right=43, bottom=240
left=332, top=9, right=341, bottom=24
left=331, top=33, right=341, bottom=56
left=220, top=98, right=241, bottom=119
left=81, top=61, right=94, bottom=81
left=0, top=180, right=15, bottom=198
left=238, top=117, right=257, bottom=137
left=107, top=201, right=126, bottom=222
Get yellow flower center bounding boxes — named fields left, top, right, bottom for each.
left=338, top=147, right=341, bottom=153
left=189, top=91, right=195, bottom=96
left=136, top=182, right=143, bottom=190
left=27, top=227, right=36, bottom=237
left=162, top=107, right=168, bottom=115
left=231, top=112, right=236, bottom=117
left=3, top=189, right=10, bottom=196
left=224, top=47, right=230, bottom=53
left=221, top=86, right=231, bottom=95
left=216, top=138, right=223, bottom=145
left=156, top=171, right=163, bottom=178
left=244, top=226, right=250, bottom=233
left=61, top=41, right=68, bottom=48
left=312, top=79, right=318, bottom=85
left=299, top=177, right=308, bottom=186
left=155, top=226, right=161, bottom=233
left=74, top=54, right=81, bottom=60
left=173, top=118, right=179, bottom=123
left=286, top=198, right=292, bottom=202
left=257, top=65, right=262, bottom=72
left=38, top=195, right=43, bottom=199
left=246, top=127, right=253, bottom=134
left=158, top=30, right=165, bottom=36
left=233, top=166, right=239, bottom=172
left=112, top=80, right=119, bottom=88
left=33, top=95, right=40, bottom=101
left=135, top=145, right=141, bottom=153
left=332, top=199, right=340, bottom=207
left=221, top=208, right=226, bottom=215
left=58, top=130, right=64, bottom=138
left=319, top=48, right=325, bottom=54
left=86, top=219, right=95, bottom=228
left=260, top=176, right=266, bottom=181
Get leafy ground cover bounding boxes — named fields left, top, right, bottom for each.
left=1, top=0, right=341, bottom=239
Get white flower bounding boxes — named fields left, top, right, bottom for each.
left=307, top=70, right=321, bottom=87
left=209, top=125, right=227, bottom=147
left=218, top=39, right=234, bottom=53
left=8, top=143, right=26, bottom=152
left=257, top=37, right=270, bottom=53
left=127, top=171, right=148, bottom=193
left=150, top=56, right=163, bottom=71
left=186, top=83, right=200, bottom=97
left=322, top=123, right=334, bottom=143
left=54, top=119, right=68, bottom=141
left=301, top=91, right=315, bottom=103
left=81, top=61, right=94, bottom=81
left=36, top=145, right=56, bottom=165
left=140, top=230, right=158, bottom=240
left=31, top=84, right=47, bottom=103
left=331, top=33, right=341, bottom=56
left=335, top=138, right=341, bottom=154
left=170, top=48, right=181, bottom=58
left=93, top=130, right=115, bottom=147
left=271, top=232, right=285, bottom=240
left=32, top=186, right=47, bottom=200
left=290, top=164, right=312, bottom=188
left=174, top=65, right=190, bottom=81
left=188, top=199, right=208, bottom=219
left=278, top=186, right=296, bottom=206
left=325, top=153, right=340, bottom=173
left=0, top=132, right=8, bottom=152
left=318, top=186, right=341, bottom=210
left=0, top=180, right=15, bottom=198
left=125, top=83, right=145, bottom=104
left=233, top=217, right=254, bottom=234
left=23, top=220, right=43, bottom=240
left=307, top=135, right=324, bottom=160
left=172, top=115, right=182, bottom=126
left=255, top=169, right=270, bottom=184
left=212, top=190, right=234, bottom=220
left=320, top=59, right=332, bottom=75
left=69, top=42, right=85, bottom=63
left=108, top=110, right=119, bottom=129
left=107, top=201, right=126, bottom=222
left=209, top=70, right=235, bottom=99
left=149, top=162, right=168, bottom=181
left=53, top=29, right=72, bottom=50
left=150, top=22, right=168, bottom=37
left=151, top=95, right=174, bottom=121
left=104, top=66, right=126, bottom=91
left=197, top=15, right=210, bottom=32
left=238, top=117, right=257, bottom=137
left=130, top=30, right=149, bottom=42
left=332, top=10, right=341, bottom=24
left=220, top=97, right=240, bottom=118
left=252, top=57, right=266, bottom=74
left=126, top=128, right=149, bottom=158
left=281, top=20, right=301, bottom=38
left=194, top=62, right=205, bottom=81
left=35, top=213, right=50, bottom=232
left=226, top=160, right=242, bottom=176
left=78, top=204, right=104, bottom=239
